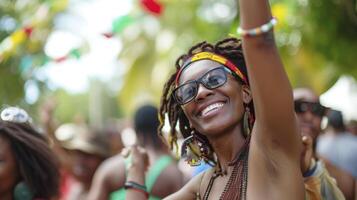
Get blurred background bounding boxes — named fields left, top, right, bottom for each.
left=1, top=0, right=357, bottom=125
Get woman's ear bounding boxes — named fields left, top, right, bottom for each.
left=242, top=85, right=252, bottom=104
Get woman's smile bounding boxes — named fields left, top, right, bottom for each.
left=198, top=101, right=226, bottom=118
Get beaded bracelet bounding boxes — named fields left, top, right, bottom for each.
left=124, top=181, right=149, bottom=198
left=237, top=17, right=277, bottom=37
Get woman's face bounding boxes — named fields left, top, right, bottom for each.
left=178, top=60, right=248, bottom=137
left=70, top=150, right=103, bottom=184
left=0, top=135, right=19, bottom=196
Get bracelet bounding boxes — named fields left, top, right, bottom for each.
left=237, top=17, right=277, bottom=37
left=124, top=181, right=149, bottom=198
left=303, top=158, right=317, bottom=177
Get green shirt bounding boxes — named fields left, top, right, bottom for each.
left=110, top=155, right=173, bottom=200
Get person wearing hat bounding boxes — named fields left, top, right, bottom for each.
left=294, top=88, right=346, bottom=200
left=57, top=124, right=110, bottom=200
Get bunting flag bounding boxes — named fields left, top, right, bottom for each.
left=140, top=0, right=164, bottom=16
left=102, top=0, right=164, bottom=38
left=0, top=0, right=68, bottom=62
left=18, top=48, right=83, bottom=74
left=49, top=48, right=83, bottom=63
left=102, top=15, right=135, bottom=38
left=1, top=0, right=163, bottom=64
left=0, top=26, right=34, bottom=60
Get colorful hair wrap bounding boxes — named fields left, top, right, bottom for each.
left=175, top=52, right=248, bottom=86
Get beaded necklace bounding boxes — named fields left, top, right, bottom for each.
left=202, top=139, right=249, bottom=200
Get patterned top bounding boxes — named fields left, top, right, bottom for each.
left=304, top=160, right=345, bottom=200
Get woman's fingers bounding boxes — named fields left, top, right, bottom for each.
left=121, top=147, right=131, bottom=158
left=124, top=145, right=149, bottom=171
left=301, top=135, right=314, bottom=173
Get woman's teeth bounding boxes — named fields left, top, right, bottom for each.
left=201, top=102, right=224, bottom=116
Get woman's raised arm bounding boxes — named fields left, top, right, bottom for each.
left=237, top=0, right=304, bottom=199
left=238, top=0, right=301, bottom=160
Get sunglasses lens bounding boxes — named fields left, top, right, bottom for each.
left=311, top=104, right=325, bottom=117
left=202, top=68, right=227, bottom=89
left=174, top=82, right=198, bottom=105
left=294, top=101, right=325, bottom=117
left=294, top=101, right=304, bottom=113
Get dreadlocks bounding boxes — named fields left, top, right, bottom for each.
left=158, top=37, right=254, bottom=160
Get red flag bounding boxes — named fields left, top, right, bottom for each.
left=54, top=56, right=67, bottom=63
left=140, top=0, right=163, bottom=16
left=23, top=26, right=33, bottom=37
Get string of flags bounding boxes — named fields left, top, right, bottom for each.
left=0, top=0, right=164, bottom=64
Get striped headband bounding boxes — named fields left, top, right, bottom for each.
left=175, top=52, right=248, bottom=86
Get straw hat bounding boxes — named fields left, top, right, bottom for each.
left=55, top=123, right=110, bottom=158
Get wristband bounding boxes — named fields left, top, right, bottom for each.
left=303, top=158, right=317, bottom=177
left=124, top=181, right=149, bottom=198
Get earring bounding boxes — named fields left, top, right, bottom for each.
left=243, top=107, right=252, bottom=137
left=14, top=182, right=33, bottom=200
left=181, top=131, right=212, bottom=166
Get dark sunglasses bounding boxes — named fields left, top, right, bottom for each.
left=294, top=100, right=327, bottom=117
left=173, top=67, right=232, bottom=105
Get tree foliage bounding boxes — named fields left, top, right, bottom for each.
left=0, top=0, right=67, bottom=105
left=1, top=0, right=356, bottom=117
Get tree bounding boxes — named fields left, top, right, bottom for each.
left=0, top=0, right=67, bottom=106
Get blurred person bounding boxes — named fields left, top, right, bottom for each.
left=103, top=119, right=126, bottom=155
left=317, top=110, right=357, bottom=200
left=347, top=120, right=357, bottom=136
left=294, top=88, right=346, bottom=199
left=60, top=125, right=110, bottom=200
left=54, top=123, right=82, bottom=200
left=0, top=106, right=60, bottom=200
left=87, top=104, right=183, bottom=200
left=124, top=0, right=307, bottom=198
left=38, top=99, right=113, bottom=200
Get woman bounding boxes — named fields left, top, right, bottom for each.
left=0, top=107, right=60, bottom=200
left=124, top=0, right=304, bottom=199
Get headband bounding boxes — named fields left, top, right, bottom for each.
left=175, top=52, right=248, bottom=86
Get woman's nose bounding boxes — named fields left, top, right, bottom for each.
left=194, top=83, right=213, bottom=102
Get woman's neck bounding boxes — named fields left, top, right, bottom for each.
left=208, top=124, right=246, bottom=172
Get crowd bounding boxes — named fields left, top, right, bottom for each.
left=1, top=0, right=356, bottom=199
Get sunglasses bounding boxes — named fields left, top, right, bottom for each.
left=173, top=67, right=233, bottom=105
left=0, top=107, right=31, bottom=123
left=294, top=100, right=327, bottom=117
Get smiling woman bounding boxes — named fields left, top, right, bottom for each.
left=123, top=0, right=305, bottom=199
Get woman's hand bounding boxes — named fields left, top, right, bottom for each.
left=300, top=135, right=314, bottom=174
left=122, top=145, right=149, bottom=184
left=122, top=145, right=150, bottom=200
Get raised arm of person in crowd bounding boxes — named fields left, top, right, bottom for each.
left=87, top=154, right=126, bottom=200
left=238, top=0, right=304, bottom=199
left=39, top=99, right=58, bottom=144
